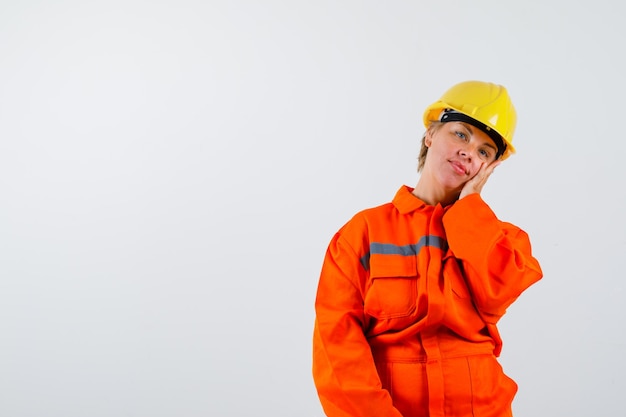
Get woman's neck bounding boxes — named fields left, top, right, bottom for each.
left=412, top=175, right=461, bottom=207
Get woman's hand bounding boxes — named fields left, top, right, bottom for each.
left=459, top=159, right=501, bottom=199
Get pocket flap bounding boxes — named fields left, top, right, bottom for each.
left=369, top=254, right=417, bottom=278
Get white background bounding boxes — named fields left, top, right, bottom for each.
left=1, top=1, right=624, bottom=416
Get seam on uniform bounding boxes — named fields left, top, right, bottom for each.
left=466, top=356, right=476, bottom=417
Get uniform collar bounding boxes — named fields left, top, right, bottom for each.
left=392, top=185, right=451, bottom=214
left=392, top=185, right=428, bottom=214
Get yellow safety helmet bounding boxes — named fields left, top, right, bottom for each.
left=423, top=80, right=517, bottom=160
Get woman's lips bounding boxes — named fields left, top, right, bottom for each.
left=449, top=160, right=468, bottom=176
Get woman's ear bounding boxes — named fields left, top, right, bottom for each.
left=424, top=129, right=433, bottom=147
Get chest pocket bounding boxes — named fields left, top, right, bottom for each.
left=364, top=255, right=418, bottom=319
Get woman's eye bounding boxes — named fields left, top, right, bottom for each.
left=455, top=131, right=467, bottom=140
left=479, top=149, right=491, bottom=159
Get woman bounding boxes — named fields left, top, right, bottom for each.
left=312, top=80, right=543, bottom=417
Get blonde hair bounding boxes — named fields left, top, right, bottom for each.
left=417, top=121, right=443, bottom=172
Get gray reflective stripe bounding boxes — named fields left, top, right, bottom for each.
left=360, top=235, right=447, bottom=270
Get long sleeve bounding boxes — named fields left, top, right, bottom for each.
left=313, top=230, right=403, bottom=417
left=442, top=194, right=543, bottom=324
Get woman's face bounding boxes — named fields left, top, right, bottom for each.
left=423, top=121, right=499, bottom=190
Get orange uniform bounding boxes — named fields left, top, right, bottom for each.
left=313, top=186, right=543, bottom=417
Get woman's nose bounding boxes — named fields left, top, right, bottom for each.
left=459, top=143, right=480, bottom=160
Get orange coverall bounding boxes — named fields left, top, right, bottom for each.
left=313, top=186, right=543, bottom=417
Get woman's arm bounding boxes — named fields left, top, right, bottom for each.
left=313, top=230, right=403, bottom=417
left=442, top=194, right=543, bottom=323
